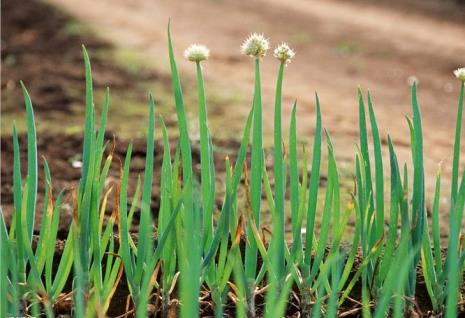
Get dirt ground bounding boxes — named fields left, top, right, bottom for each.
left=2, top=0, right=465, bottom=233
left=1, top=0, right=151, bottom=230
left=44, top=0, right=465, bottom=200
left=0, top=0, right=239, bottom=232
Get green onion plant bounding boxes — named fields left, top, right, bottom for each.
left=1, top=27, right=464, bottom=318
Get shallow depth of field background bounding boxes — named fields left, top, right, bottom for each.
left=2, top=0, right=465, bottom=232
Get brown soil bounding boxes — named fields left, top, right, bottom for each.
left=1, top=0, right=169, bottom=139
left=1, top=132, right=239, bottom=233
left=1, top=0, right=141, bottom=113
left=3, top=0, right=465, bottom=227
left=2, top=0, right=465, bottom=316
left=0, top=0, right=241, bottom=233
left=26, top=234, right=464, bottom=317
left=1, top=0, right=148, bottom=230
left=350, top=0, right=465, bottom=24
left=43, top=0, right=465, bottom=232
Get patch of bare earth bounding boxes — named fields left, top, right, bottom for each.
left=46, top=0, right=465, bottom=225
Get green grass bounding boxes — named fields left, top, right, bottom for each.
left=1, top=25, right=464, bottom=318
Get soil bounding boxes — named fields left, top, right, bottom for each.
left=3, top=0, right=465, bottom=228
left=1, top=0, right=148, bottom=230
left=1, top=132, right=240, bottom=234
left=43, top=0, right=465, bottom=232
left=2, top=0, right=465, bottom=316
left=0, top=0, right=241, bottom=243
left=26, top=234, right=465, bottom=317
left=1, top=0, right=141, bottom=114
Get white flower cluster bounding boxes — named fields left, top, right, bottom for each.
left=454, top=67, right=465, bottom=81
left=184, top=44, right=210, bottom=63
left=241, top=33, right=270, bottom=59
left=184, top=33, right=296, bottom=64
left=273, top=43, right=295, bottom=64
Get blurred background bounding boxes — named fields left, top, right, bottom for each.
left=2, top=0, right=465, bottom=231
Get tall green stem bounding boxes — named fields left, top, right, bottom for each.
left=451, top=81, right=464, bottom=205
left=168, top=24, right=199, bottom=317
left=245, top=58, right=263, bottom=283
left=265, top=62, right=286, bottom=315
left=272, top=62, right=286, bottom=278
left=446, top=81, right=464, bottom=318
left=304, top=95, right=322, bottom=270
left=196, top=61, right=215, bottom=248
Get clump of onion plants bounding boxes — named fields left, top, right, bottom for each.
left=1, top=23, right=464, bottom=318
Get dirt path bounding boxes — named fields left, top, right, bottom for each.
left=45, top=0, right=465, bottom=192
